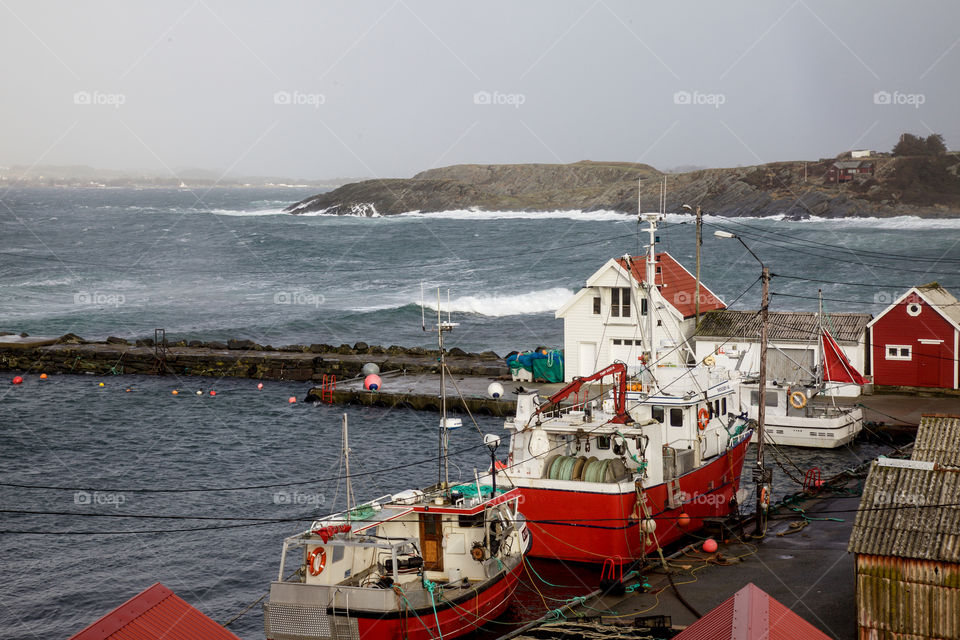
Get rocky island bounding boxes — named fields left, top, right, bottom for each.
left=288, top=142, right=960, bottom=219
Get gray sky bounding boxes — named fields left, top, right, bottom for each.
left=2, top=1, right=958, bottom=179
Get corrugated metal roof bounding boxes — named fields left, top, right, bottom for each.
left=674, top=582, right=830, bottom=640
left=847, top=462, right=960, bottom=562
left=834, top=160, right=865, bottom=169
left=617, top=253, right=726, bottom=319
left=912, top=414, right=960, bottom=467
left=69, top=583, right=242, bottom=640
left=918, top=282, right=960, bottom=326
left=693, top=310, right=871, bottom=344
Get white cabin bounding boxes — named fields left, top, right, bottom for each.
left=556, top=252, right=726, bottom=381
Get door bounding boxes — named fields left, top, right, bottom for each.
left=916, top=342, right=942, bottom=387
left=419, top=513, right=443, bottom=571
left=578, top=342, right=597, bottom=377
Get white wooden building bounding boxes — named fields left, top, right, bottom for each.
left=555, top=252, right=726, bottom=381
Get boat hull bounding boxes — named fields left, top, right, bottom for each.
left=515, top=434, right=751, bottom=564
left=749, top=408, right=862, bottom=448
left=265, top=559, right=523, bottom=640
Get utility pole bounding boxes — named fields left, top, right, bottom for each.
left=755, top=266, right=771, bottom=535
left=695, top=206, right=702, bottom=327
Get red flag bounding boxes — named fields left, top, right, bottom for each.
left=821, top=330, right=866, bottom=385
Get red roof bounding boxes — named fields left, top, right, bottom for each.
left=674, top=582, right=830, bottom=640
left=69, top=583, right=242, bottom=640
left=616, top=252, right=726, bottom=319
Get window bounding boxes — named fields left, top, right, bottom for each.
left=613, top=339, right=622, bottom=345
left=611, top=287, right=631, bottom=317
left=885, top=345, right=912, bottom=360
left=596, top=436, right=611, bottom=450
left=670, top=408, right=684, bottom=427
left=593, top=296, right=601, bottom=315
left=721, top=398, right=727, bottom=415
left=458, top=513, right=485, bottom=528
left=652, top=406, right=665, bottom=422
left=641, top=298, right=648, bottom=316
left=906, top=303, right=922, bottom=317
left=749, top=391, right=778, bottom=407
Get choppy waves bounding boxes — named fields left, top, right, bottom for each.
left=353, top=287, right=575, bottom=317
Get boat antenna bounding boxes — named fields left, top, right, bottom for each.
left=420, top=282, right=426, bottom=332
left=343, top=413, right=353, bottom=523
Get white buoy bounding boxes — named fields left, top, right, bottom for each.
left=487, top=382, right=504, bottom=399
left=361, top=362, right=380, bottom=376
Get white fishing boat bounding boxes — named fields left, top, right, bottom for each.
left=264, top=293, right=531, bottom=640
left=740, top=297, right=866, bottom=449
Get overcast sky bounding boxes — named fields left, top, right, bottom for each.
left=2, top=1, right=958, bottom=179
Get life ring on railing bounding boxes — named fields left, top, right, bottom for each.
left=697, top=408, right=710, bottom=430
left=307, top=547, right=327, bottom=576
left=789, top=391, right=807, bottom=410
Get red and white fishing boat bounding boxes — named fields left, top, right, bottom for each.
left=264, top=294, right=531, bottom=640
left=497, top=212, right=754, bottom=564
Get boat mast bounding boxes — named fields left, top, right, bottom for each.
left=643, top=212, right=661, bottom=366
left=343, top=413, right=353, bottom=523
left=431, top=288, right=457, bottom=491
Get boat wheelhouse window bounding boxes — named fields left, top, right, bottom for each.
left=652, top=406, right=665, bottom=422
left=596, top=435, right=611, bottom=450
left=458, top=512, right=485, bottom=528
left=641, top=298, right=648, bottom=316
left=593, top=296, right=601, bottom=315
left=750, top=391, right=778, bottom=407
left=611, top=287, right=631, bottom=317
left=332, top=545, right=345, bottom=564
left=721, top=398, right=727, bottom=415
left=670, top=408, right=683, bottom=427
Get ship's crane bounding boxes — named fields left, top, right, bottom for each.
left=535, top=361, right=631, bottom=424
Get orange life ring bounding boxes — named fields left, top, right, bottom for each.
left=789, top=391, right=807, bottom=410
left=697, top=408, right=710, bottom=430
left=760, top=487, right=770, bottom=509
left=307, top=547, right=327, bottom=576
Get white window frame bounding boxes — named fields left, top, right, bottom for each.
left=885, top=344, right=912, bottom=361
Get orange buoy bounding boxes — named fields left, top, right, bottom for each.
left=702, top=538, right=718, bottom=553
left=678, top=512, right=691, bottom=528
left=39, top=373, right=48, bottom=380
left=172, top=390, right=179, bottom=395
left=364, top=374, right=382, bottom=391
left=12, top=376, right=23, bottom=385
left=125, top=388, right=132, bottom=393
left=209, top=390, right=216, bottom=396
left=257, top=382, right=263, bottom=390
left=288, top=396, right=297, bottom=404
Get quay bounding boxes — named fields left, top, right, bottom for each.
left=500, top=471, right=869, bottom=640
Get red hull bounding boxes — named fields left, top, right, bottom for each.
left=518, top=436, right=751, bottom=563
left=353, top=559, right=523, bottom=640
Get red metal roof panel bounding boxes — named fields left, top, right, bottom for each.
left=675, top=582, right=830, bottom=640
left=617, top=252, right=726, bottom=318
left=69, top=582, right=242, bottom=640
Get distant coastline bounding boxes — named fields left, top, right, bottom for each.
left=286, top=155, right=960, bottom=219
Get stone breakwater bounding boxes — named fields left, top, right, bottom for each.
left=0, top=333, right=507, bottom=382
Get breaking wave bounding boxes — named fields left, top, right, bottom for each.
left=353, top=287, right=575, bottom=317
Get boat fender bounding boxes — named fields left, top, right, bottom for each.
left=703, top=355, right=716, bottom=367
left=307, top=547, right=327, bottom=576
left=789, top=390, right=807, bottom=409
left=697, top=408, right=710, bottom=430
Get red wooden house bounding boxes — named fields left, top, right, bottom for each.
left=867, top=283, right=959, bottom=390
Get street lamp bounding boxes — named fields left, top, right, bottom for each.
left=713, top=229, right=772, bottom=536
left=484, top=434, right=501, bottom=497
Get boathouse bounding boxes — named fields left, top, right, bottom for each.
left=848, top=414, right=960, bottom=639
left=692, top=310, right=871, bottom=397
left=555, top=252, right=725, bottom=380
left=68, top=582, right=243, bottom=640
left=866, top=282, right=960, bottom=390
